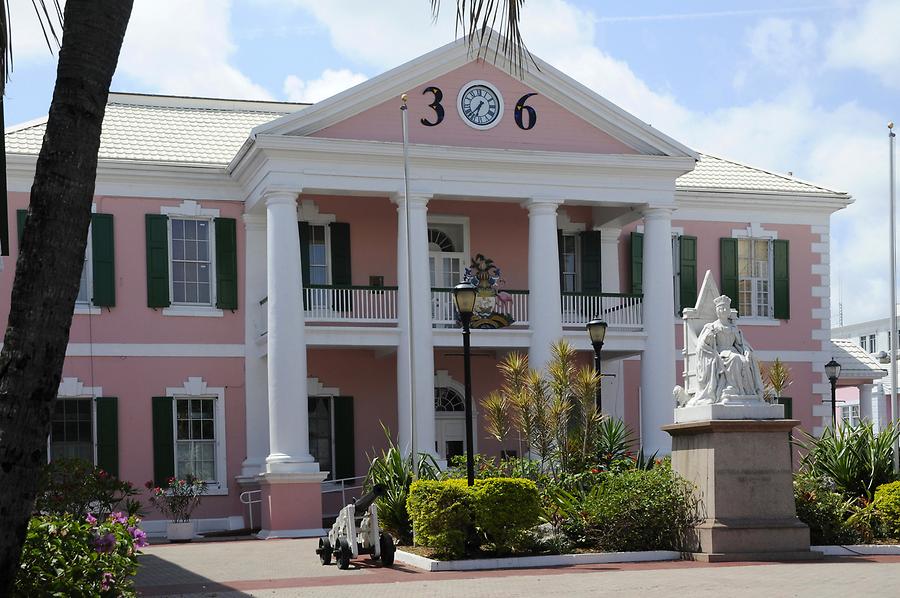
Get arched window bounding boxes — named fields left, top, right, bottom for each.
left=428, top=228, right=456, bottom=252
left=434, top=386, right=465, bottom=412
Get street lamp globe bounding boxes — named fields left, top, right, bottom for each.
left=825, top=358, right=841, bottom=382
left=586, top=318, right=608, bottom=346
left=453, top=283, right=477, bottom=316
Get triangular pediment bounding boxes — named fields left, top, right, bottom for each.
left=252, top=34, right=696, bottom=159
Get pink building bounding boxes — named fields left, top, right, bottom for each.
left=1, top=38, right=851, bottom=537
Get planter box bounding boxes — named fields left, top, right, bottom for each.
left=394, top=549, right=681, bottom=572
left=166, top=521, right=196, bottom=543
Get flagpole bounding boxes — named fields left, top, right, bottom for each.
left=889, top=121, right=899, bottom=473
left=401, top=94, right=418, bottom=477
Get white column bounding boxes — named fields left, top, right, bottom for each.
left=264, top=190, right=318, bottom=474
left=241, top=214, right=269, bottom=478
left=527, top=198, right=564, bottom=371
left=598, top=226, right=622, bottom=294
left=394, top=193, right=437, bottom=457
left=875, top=382, right=888, bottom=433
left=859, top=383, right=875, bottom=423
left=639, top=207, right=676, bottom=455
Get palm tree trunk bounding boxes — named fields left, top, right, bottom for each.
left=0, top=0, right=132, bottom=590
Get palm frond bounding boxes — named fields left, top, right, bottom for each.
left=481, top=390, right=510, bottom=444
left=431, top=0, right=534, bottom=77
left=0, top=0, right=63, bottom=95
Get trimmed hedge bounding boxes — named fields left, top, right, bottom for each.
left=407, top=477, right=541, bottom=557
left=875, top=480, right=900, bottom=538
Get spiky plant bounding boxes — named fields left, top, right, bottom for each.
left=482, top=390, right=511, bottom=448
left=764, top=358, right=792, bottom=399
left=525, top=369, right=553, bottom=466
left=572, top=366, right=602, bottom=460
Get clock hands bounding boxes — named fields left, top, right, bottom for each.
left=472, top=99, right=486, bottom=115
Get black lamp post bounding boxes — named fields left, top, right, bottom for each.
left=586, top=318, right=608, bottom=410
left=453, top=283, right=477, bottom=486
left=825, top=357, right=842, bottom=427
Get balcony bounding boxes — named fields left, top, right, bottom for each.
left=255, top=285, right=643, bottom=338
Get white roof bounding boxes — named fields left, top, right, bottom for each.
left=680, top=153, right=845, bottom=197
left=5, top=93, right=846, bottom=197
left=830, top=339, right=887, bottom=381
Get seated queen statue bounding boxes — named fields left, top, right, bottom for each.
left=689, top=294, right=766, bottom=406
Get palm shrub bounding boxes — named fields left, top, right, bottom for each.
left=795, top=422, right=900, bottom=499
left=364, top=428, right=439, bottom=544
left=793, top=473, right=862, bottom=545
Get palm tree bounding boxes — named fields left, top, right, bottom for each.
left=0, top=1, right=527, bottom=591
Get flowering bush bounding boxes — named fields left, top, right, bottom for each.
left=145, top=475, right=207, bottom=522
left=34, top=458, right=141, bottom=519
left=13, top=511, right=146, bottom=597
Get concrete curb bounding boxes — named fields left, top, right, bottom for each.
left=395, top=549, right=681, bottom=572
left=813, top=544, right=900, bottom=556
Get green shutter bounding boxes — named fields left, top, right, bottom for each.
left=557, top=229, right=564, bottom=291
left=679, top=235, right=698, bottom=313
left=333, top=396, right=355, bottom=480
left=773, top=239, right=790, bottom=319
left=152, top=396, right=175, bottom=484
left=580, top=231, right=602, bottom=294
left=16, top=209, right=26, bottom=245
left=145, top=214, right=170, bottom=308
left=720, top=238, right=739, bottom=311
left=630, top=231, right=643, bottom=295
left=95, top=397, right=119, bottom=478
left=214, top=217, right=238, bottom=310
left=91, top=213, right=116, bottom=307
left=330, top=222, right=352, bottom=312
left=298, top=221, right=311, bottom=310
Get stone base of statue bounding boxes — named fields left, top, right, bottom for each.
left=663, top=418, right=821, bottom=562
left=675, top=402, right=784, bottom=423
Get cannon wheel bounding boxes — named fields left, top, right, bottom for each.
left=337, top=538, right=352, bottom=570
left=318, top=537, right=332, bottom=565
left=379, top=533, right=396, bottom=567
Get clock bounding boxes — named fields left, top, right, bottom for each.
left=457, top=81, right=504, bottom=130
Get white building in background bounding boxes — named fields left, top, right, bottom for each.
left=831, top=315, right=893, bottom=429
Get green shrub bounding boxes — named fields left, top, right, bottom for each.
left=34, top=458, right=141, bottom=518
left=364, top=428, right=440, bottom=543
left=565, top=465, right=699, bottom=552
left=471, top=478, right=541, bottom=554
left=795, top=422, right=900, bottom=499
left=875, top=480, right=900, bottom=538
left=407, top=479, right=473, bottom=558
left=793, top=474, right=862, bottom=545
left=14, top=512, right=146, bottom=597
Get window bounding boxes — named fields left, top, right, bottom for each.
left=560, top=234, right=578, bottom=293
left=308, top=397, right=333, bottom=478
left=49, top=398, right=94, bottom=463
left=307, top=225, right=329, bottom=285
left=737, top=238, right=772, bottom=318
left=840, top=404, right=860, bottom=427
left=869, top=334, right=877, bottom=353
left=76, top=228, right=93, bottom=305
left=175, top=398, right=217, bottom=482
left=862, top=336, right=869, bottom=350
left=170, top=219, right=212, bottom=305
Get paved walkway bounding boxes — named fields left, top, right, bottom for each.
left=135, top=538, right=900, bottom=597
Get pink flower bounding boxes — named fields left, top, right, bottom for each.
left=85, top=513, right=97, bottom=525
left=128, top=526, right=148, bottom=548
left=93, top=532, right=116, bottom=554
left=110, top=512, right=127, bottom=524
left=100, top=572, right=114, bottom=591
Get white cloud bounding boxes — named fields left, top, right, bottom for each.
left=283, top=68, right=368, bottom=103
left=827, top=0, right=900, bottom=89
left=746, top=18, right=818, bottom=75
left=118, top=0, right=272, bottom=100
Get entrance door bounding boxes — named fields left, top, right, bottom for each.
left=434, top=385, right=467, bottom=461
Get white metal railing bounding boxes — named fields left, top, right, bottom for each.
left=561, top=292, right=643, bottom=330
left=321, top=475, right=367, bottom=519
left=239, top=489, right=262, bottom=530
left=256, top=289, right=641, bottom=334
left=430, top=288, right=529, bottom=326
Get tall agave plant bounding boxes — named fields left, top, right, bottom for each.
left=364, top=426, right=440, bottom=543
left=795, top=421, right=900, bottom=500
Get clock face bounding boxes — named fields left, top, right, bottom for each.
left=457, top=81, right=504, bottom=129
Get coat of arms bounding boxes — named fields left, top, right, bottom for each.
left=462, top=254, right=515, bottom=329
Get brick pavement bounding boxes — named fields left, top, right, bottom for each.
left=135, top=538, right=900, bottom=597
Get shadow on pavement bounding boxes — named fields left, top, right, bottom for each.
left=135, top=553, right=253, bottom=597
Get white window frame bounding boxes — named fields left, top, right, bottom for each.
left=49, top=377, right=101, bottom=465
left=160, top=201, right=223, bottom=318
left=306, top=223, right=332, bottom=286
left=74, top=204, right=101, bottom=315
left=427, top=215, right=470, bottom=288
left=434, top=370, right=477, bottom=457
left=167, top=377, right=228, bottom=495
left=307, top=378, right=341, bottom=482
left=560, top=233, right=580, bottom=293
left=732, top=225, right=778, bottom=322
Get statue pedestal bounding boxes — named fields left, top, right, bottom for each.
left=675, top=403, right=783, bottom=423
left=663, top=419, right=821, bottom=562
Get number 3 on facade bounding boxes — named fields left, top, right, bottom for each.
left=419, top=86, right=538, bottom=130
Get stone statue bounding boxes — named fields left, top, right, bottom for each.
left=690, top=294, right=765, bottom=405
left=674, top=271, right=769, bottom=410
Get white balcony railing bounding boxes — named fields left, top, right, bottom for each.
left=561, top=292, right=644, bottom=330
left=255, top=287, right=643, bottom=335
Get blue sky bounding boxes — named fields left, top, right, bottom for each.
left=6, top=0, right=898, bottom=325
